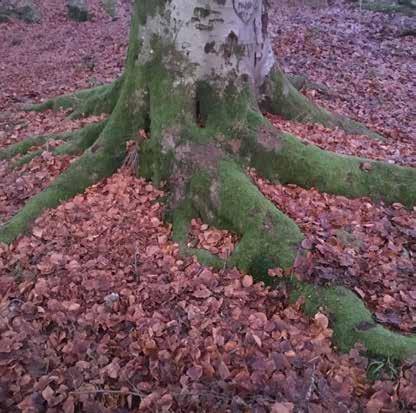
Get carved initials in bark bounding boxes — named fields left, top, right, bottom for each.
left=233, top=0, right=257, bottom=23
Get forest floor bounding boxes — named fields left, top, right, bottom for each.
left=0, top=0, right=416, bottom=411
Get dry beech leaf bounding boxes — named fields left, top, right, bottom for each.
left=314, top=312, right=329, bottom=330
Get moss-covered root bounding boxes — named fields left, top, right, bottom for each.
left=1, top=120, right=108, bottom=163
left=251, top=131, right=416, bottom=208
left=0, top=150, right=114, bottom=244
left=360, top=0, right=416, bottom=16
left=287, top=74, right=331, bottom=96
left=260, top=67, right=384, bottom=140
left=10, top=120, right=108, bottom=169
left=189, top=160, right=303, bottom=274
left=27, top=77, right=123, bottom=118
left=0, top=98, right=141, bottom=245
left=291, top=280, right=416, bottom=361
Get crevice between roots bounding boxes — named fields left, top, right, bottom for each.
left=172, top=159, right=416, bottom=363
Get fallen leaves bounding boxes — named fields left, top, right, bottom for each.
left=188, top=218, right=238, bottom=259
left=271, top=2, right=416, bottom=141
left=0, top=171, right=402, bottom=412
left=252, top=170, right=416, bottom=333
left=0, top=150, right=74, bottom=224
left=0, top=0, right=415, bottom=411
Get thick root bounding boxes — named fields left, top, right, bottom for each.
left=290, top=280, right=416, bottom=361
left=287, top=74, right=332, bottom=96
left=189, top=160, right=303, bottom=273
left=179, top=153, right=416, bottom=361
left=52, top=120, right=108, bottom=155
left=251, top=130, right=416, bottom=207
left=1, top=27, right=148, bottom=244
left=12, top=150, right=43, bottom=168
left=260, top=67, right=384, bottom=140
left=2, top=121, right=107, bottom=165
left=0, top=148, right=118, bottom=244
left=13, top=121, right=106, bottom=168
left=69, top=77, right=124, bottom=119
left=359, top=0, right=416, bottom=16
left=26, top=77, right=123, bottom=118
left=0, top=133, right=67, bottom=160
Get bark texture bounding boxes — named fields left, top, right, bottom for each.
left=2, top=0, right=416, bottom=361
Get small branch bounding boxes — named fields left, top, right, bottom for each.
left=71, top=388, right=147, bottom=398
left=133, top=242, right=140, bottom=281
left=305, top=366, right=316, bottom=402
left=398, top=28, right=416, bottom=37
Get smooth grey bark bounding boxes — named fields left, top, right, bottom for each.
left=137, top=0, right=276, bottom=92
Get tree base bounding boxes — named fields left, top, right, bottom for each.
left=2, top=37, right=416, bottom=363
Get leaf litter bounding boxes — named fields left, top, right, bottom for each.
left=0, top=0, right=416, bottom=411
left=1, top=169, right=414, bottom=412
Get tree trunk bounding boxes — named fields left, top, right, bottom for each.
left=2, top=0, right=416, bottom=360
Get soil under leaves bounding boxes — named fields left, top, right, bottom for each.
left=0, top=0, right=416, bottom=411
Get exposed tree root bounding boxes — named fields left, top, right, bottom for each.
left=0, top=11, right=147, bottom=244
left=1, top=130, right=72, bottom=160
left=172, top=200, right=225, bottom=269
left=261, top=67, right=384, bottom=140
left=26, top=77, right=123, bottom=118
left=251, top=129, right=416, bottom=207
left=398, top=28, right=416, bottom=37
left=172, top=153, right=416, bottom=362
left=2, top=24, right=416, bottom=365
left=189, top=160, right=303, bottom=272
left=358, top=0, right=416, bottom=16
left=290, top=280, right=416, bottom=361
left=12, top=121, right=107, bottom=169
left=1, top=120, right=107, bottom=163
left=287, top=74, right=332, bottom=96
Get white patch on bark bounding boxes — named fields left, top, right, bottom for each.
left=137, top=0, right=275, bottom=91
